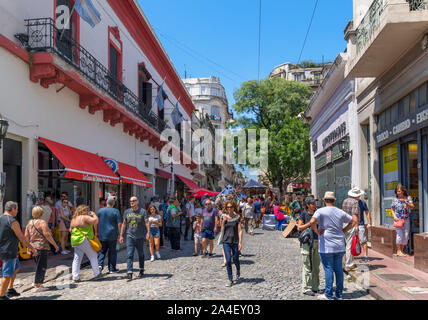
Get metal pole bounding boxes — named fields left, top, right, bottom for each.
left=59, top=6, right=76, bottom=41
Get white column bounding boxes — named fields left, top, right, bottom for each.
left=22, top=137, right=38, bottom=226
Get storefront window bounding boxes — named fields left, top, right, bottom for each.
left=381, top=142, right=399, bottom=226
left=419, top=83, right=427, bottom=108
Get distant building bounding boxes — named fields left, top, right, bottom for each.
left=182, top=76, right=236, bottom=190
left=269, top=62, right=330, bottom=89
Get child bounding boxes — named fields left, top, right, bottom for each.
left=193, top=214, right=203, bottom=256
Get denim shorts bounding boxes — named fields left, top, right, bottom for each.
left=1, top=258, right=21, bottom=277
left=150, top=227, right=160, bottom=238
left=202, top=229, right=215, bottom=240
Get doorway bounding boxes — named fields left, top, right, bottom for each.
left=401, top=141, right=420, bottom=254
left=3, top=139, right=22, bottom=224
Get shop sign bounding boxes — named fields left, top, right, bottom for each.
left=382, top=142, right=398, bottom=220
left=315, top=153, right=327, bottom=170
left=322, top=122, right=347, bottom=149
left=376, top=130, right=389, bottom=144
left=416, top=108, right=428, bottom=124
left=104, top=159, right=119, bottom=173
left=393, top=119, right=411, bottom=135
left=83, top=174, right=113, bottom=183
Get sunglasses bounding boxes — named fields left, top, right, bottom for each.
left=226, top=206, right=234, bottom=209
left=130, top=200, right=137, bottom=203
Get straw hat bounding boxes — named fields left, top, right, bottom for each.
left=322, top=191, right=336, bottom=201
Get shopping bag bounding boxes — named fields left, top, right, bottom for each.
left=351, top=231, right=362, bottom=257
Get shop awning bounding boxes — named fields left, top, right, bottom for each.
left=175, top=174, right=200, bottom=192
left=156, top=168, right=172, bottom=180
left=39, top=137, right=119, bottom=184
left=117, top=162, right=152, bottom=188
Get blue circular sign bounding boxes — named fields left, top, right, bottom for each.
left=104, top=159, right=119, bottom=173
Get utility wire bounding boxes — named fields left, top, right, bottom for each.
left=257, top=0, right=262, bottom=81
left=152, top=26, right=245, bottom=83
left=154, top=29, right=242, bottom=85
left=297, top=0, right=319, bottom=65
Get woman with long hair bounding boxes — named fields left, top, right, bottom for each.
left=70, top=205, right=102, bottom=282
left=220, top=200, right=243, bottom=287
left=58, top=199, right=72, bottom=254
left=391, top=184, right=414, bottom=257
left=147, top=205, right=162, bottom=262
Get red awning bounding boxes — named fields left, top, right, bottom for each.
left=175, top=174, right=200, bottom=192
left=40, top=137, right=119, bottom=184
left=117, top=162, right=152, bottom=188
left=156, top=168, right=172, bottom=180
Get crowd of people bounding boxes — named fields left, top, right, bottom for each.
left=0, top=183, right=413, bottom=300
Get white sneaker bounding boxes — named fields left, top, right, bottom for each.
left=61, top=250, right=69, bottom=255
left=34, top=286, right=49, bottom=292
left=150, top=256, right=155, bottom=262
left=155, top=251, right=161, bottom=259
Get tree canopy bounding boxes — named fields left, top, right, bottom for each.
left=231, top=77, right=312, bottom=192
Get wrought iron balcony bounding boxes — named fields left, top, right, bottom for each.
left=409, top=0, right=428, bottom=11
left=356, top=0, right=384, bottom=54
left=23, top=18, right=168, bottom=133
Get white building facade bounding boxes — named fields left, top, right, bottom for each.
left=0, top=0, right=198, bottom=225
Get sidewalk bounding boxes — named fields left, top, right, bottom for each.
left=346, top=250, right=428, bottom=300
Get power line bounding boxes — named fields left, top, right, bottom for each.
left=257, top=0, right=262, bottom=81
left=152, top=26, right=245, bottom=83
left=297, top=0, right=319, bottom=65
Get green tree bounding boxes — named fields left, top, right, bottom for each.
left=231, top=77, right=312, bottom=194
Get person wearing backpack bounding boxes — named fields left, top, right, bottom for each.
left=309, top=192, right=358, bottom=300
left=297, top=197, right=320, bottom=296
left=165, top=198, right=182, bottom=250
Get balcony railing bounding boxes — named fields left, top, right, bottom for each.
left=356, top=0, right=428, bottom=53
left=409, top=0, right=428, bottom=10
left=356, top=0, right=384, bottom=54
left=23, top=18, right=168, bottom=133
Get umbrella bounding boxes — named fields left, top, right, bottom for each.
left=187, top=189, right=219, bottom=198
left=242, top=179, right=268, bottom=189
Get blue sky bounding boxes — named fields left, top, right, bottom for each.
left=139, top=0, right=353, bottom=178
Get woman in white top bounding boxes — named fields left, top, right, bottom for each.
left=147, top=205, right=162, bottom=262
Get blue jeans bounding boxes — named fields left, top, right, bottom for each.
left=126, top=236, right=145, bottom=274
left=319, top=252, right=345, bottom=299
left=276, top=219, right=285, bottom=230
left=98, top=240, right=118, bottom=271
left=223, top=243, right=240, bottom=281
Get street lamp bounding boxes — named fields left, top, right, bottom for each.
left=0, top=118, right=9, bottom=149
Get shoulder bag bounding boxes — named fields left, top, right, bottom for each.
left=393, top=202, right=406, bottom=229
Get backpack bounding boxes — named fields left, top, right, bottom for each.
left=351, top=230, right=362, bottom=257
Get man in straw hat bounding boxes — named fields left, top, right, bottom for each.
left=308, top=191, right=358, bottom=300
left=342, top=187, right=363, bottom=272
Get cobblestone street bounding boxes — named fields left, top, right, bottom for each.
left=17, top=228, right=373, bottom=300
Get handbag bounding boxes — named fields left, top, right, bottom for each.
left=217, top=227, right=224, bottom=245
left=72, top=218, right=102, bottom=252
left=350, top=229, right=362, bottom=257
left=393, top=202, right=406, bottom=229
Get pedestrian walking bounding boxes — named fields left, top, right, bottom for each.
left=185, top=197, right=195, bottom=241
left=290, top=194, right=302, bottom=220
left=253, top=197, right=262, bottom=228
left=165, top=199, right=182, bottom=250
left=152, top=196, right=165, bottom=248
left=96, top=196, right=122, bottom=274
left=221, top=201, right=243, bottom=287
left=162, top=196, right=169, bottom=243
left=391, top=184, right=414, bottom=257
left=201, top=199, right=219, bottom=257
left=273, top=201, right=286, bottom=231
left=0, top=202, right=38, bottom=300
left=147, top=205, right=162, bottom=262
left=192, top=214, right=203, bottom=256
left=342, top=187, right=363, bottom=272
left=58, top=198, right=72, bottom=255
left=309, top=192, right=357, bottom=300
left=70, top=205, right=102, bottom=283
left=24, top=206, right=59, bottom=292
left=358, top=194, right=372, bottom=262
left=119, top=196, right=149, bottom=281
left=243, top=197, right=255, bottom=235
left=297, top=197, right=321, bottom=296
